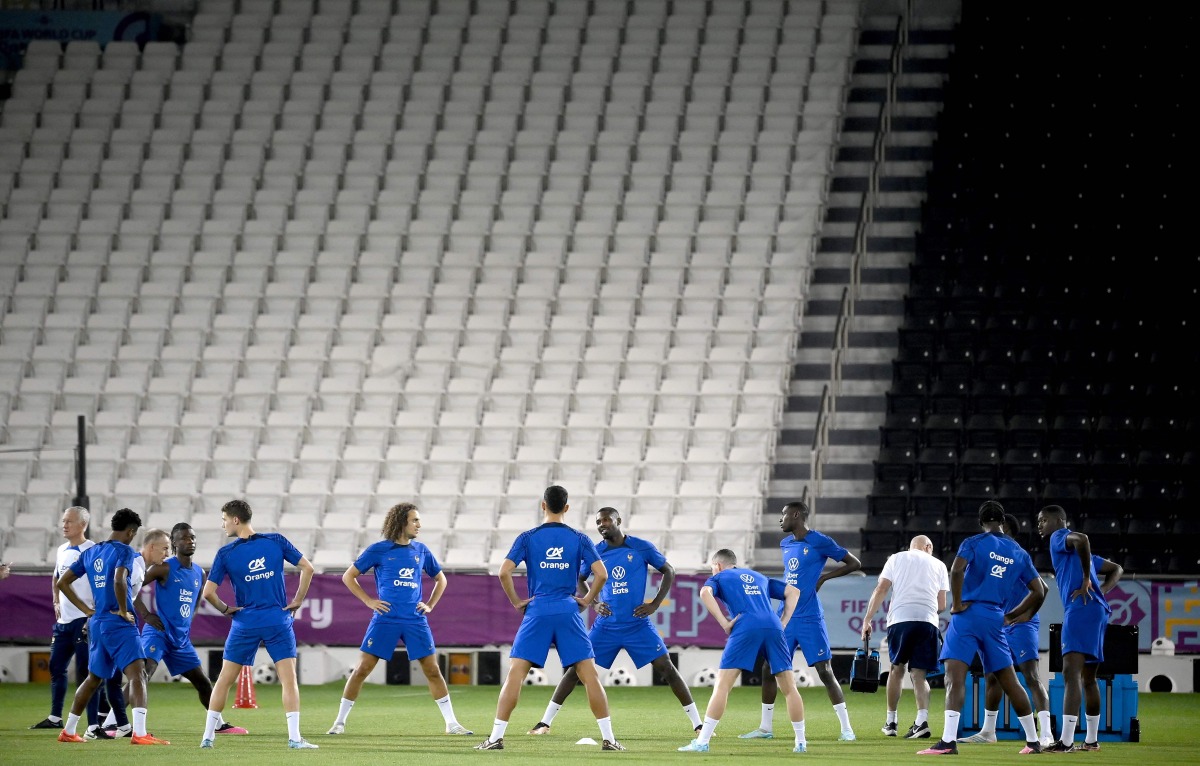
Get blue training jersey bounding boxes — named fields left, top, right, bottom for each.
left=1001, top=539, right=1040, bottom=627
left=353, top=539, right=442, bottom=622
left=208, top=533, right=303, bottom=628
left=705, top=567, right=788, bottom=631
left=150, top=556, right=205, bottom=646
left=955, top=532, right=1038, bottom=607
left=1049, top=528, right=1110, bottom=614
left=595, top=535, right=667, bottom=625
left=69, top=540, right=136, bottom=623
left=505, top=522, right=601, bottom=617
left=780, top=529, right=848, bottom=619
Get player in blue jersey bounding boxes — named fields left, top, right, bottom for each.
left=54, top=508, right=169, bottom=745
left=527, top=507, right=702, bottom=735
left=133, top=523, right=248, bottom=736
left=958, top=512, right=1053, bottom=747
left=475, top=486, right=624, bottom=752
left=326, top=502, right=472, bottom=736
left=94, top=528, right=169, bottom=739
left=741, top=500, right=862, bottom=742
left=199, top=499, right=317, bottom=750
left=1037, top=504, right=1123, bottom=753
left=917, top=501, right=1046, bottom=756
left=678, top=548, right=807, bottom=753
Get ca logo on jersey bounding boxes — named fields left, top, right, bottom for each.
left=545, top=546, right=564, bottom=560
left=248, top=556, right=267, bottom=572
left=397, top=567, right=416, bottom=579
left=990, top=564, right=1007, bottom=578
left=788, top=557, right=799, bottom=571
left=611, top=566, right=626, bottom=579
left=740, top=573, right=755, bottom=583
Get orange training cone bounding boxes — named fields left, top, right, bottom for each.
left=234, top=665, right=258, bottom=709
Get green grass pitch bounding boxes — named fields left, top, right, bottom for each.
left=1, top=681, right=1195, bottom=764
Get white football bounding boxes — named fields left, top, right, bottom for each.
left=605, top=667, right=637, bottom=686
left=253, top=663, right=278, bottom=684
left=692, top=668, right=718, bottom=687
left=524, top=668, right=547, bottom=686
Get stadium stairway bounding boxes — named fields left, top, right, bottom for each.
left=756, top=9, right=956, bottom=568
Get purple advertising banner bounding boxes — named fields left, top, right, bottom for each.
left=0, top=572, right=732, bottom=648
left=2, top=572, right=1196, bottom=652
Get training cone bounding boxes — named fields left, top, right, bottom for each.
left=234, top=665, right=258, bottom=709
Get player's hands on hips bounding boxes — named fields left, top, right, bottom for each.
left=146, top=614, right=165, bottom=631
left=1070, top=580, right=1094, bottom=604
left=416, top=601, right=432, bottom=615
left=512, top=597, right=533, bottom=612
left=592, top=600, right=612, bottom=617
left=366, top=597, right=391, bottom=614
left=950, top=601, right=970, bottom=615
left=113, top=610, right=135, bottom=625
left=721, top=614, right=739, bottom=634
left=284, top=600, right=303, bottom=614
left=632, top=601, right=660, bottom=618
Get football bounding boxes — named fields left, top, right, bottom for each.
left=605, top=667, right=637, bottom=686
left=0, top=665, right=10, bottom=682
left=796, top=670, right=814, bottom=687
left=692, top=667, right=718, bottom=687
left=167, top=674, right=185, bottom=683
left=524, top=668, right=548, bottom=686
left=253, top=663, right=278, bottom=684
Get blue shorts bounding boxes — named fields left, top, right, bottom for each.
left=361, top=616, right=436, bottom=661
left=511, top=610, right=594, bottom=669
left=223, top=617, right=298, bottom=666
left=140, top=627, right=203, bottom=676
left=1004, top=620, right=1040, bottom=667
left=87, top=617, right=147, bottom=679
left=589, top=619, right=668, bottom=669
left=887, top=621, right=942, bottom=671
left=723, top=626, right=792, bottom=674
left=1061, top=603, right=1107, bottom=664
left=940, top=603, right=1013, bottom=674
left=784, top=617, right=833, bottom=666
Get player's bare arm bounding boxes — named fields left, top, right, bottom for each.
left=342, top=564, right=391, bottom=613
left=285, top=556, right=315, bottom=613
left=699, top=586, right=736, bottom=634
left=201, top=578, right=242, bottom=616
left=55, top=569, right=94, bottom=618
left=418, top=570, right=447, bottom=614
left=1064, top=531, right=1095, bottom=603
left=949, top=556, right=969, bottom=613
left=1096, top=558, right=1124, bottom=594
left=113, top=565, right=134, bottom=623
left=499, top=558, right=532, bottom=610
left=860, top=576, right=893, bottom=639
left=816, top=551, right=862, bottom=590
left=633, top=560, right=675, bottom=618
left=1004, top=576, right=1047, bottom=625
left=575, top=560, right=607, bottom=611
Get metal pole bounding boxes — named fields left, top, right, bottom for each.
left=73, top=414, right=89, bottom=510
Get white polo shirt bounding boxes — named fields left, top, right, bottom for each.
left=54, top=539, right=96, bottom=623
left=879, top=549, right=950, bottom=627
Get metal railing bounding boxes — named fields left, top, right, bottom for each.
left=808, top=8, right=911, bottom=512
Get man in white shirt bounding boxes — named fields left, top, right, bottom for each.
left=30, top=506, right=101, bottom=731
left=860, top=535, right=950, bottom=740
